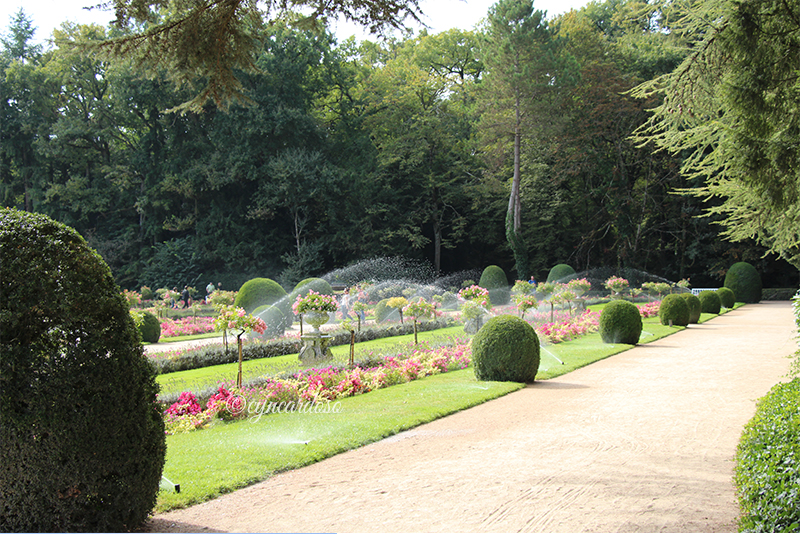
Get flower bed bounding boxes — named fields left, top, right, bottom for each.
left=149, top=318, right=456, bottom=375
left=536, top=310, right=601, bottom=344
left=160, top=316, right=217, bottom=338
left=162, top=341, right=472, bottom=434
left=637, top=300, right=661, bottom=318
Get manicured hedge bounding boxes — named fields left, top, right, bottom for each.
left=0, top=209, right=165, bottom=532
left=735, top=378, right=800, bottom=532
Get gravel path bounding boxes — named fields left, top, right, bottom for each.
left=147, top=302, right=796, bottom=533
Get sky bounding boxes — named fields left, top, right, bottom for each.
left=1, top=0, right=591, bottom=46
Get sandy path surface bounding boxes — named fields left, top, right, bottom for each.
left=148, top=302, right=796, bottom=533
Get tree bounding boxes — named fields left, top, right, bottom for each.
left=1, top=9, right=42, bottom=62
left=361, top=32, right=479, bottom=273
left=632, top=0, right=800, bottom=269
left=478, top=0, right=570, bottom=279
left=85, top=0, right=424, bottom=112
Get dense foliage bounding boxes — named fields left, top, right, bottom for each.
left=698, top=290, right=722, bottom=315
left=546, top=264, right=576, bottom=283
left=678, top=293, right=702, bottom=324
left=234, top=278, right=288, bottom=314
left=658, top=294, right=690, bottom=327
left=735, top=378, right=800, bottom=532
left=724, top=262, right=763, bottom=304
left=0, top=209, right=165, bottom=531
left=1, top=1, right=796, bottom=289
left=716, top=287, right=736, bottom=309
left=471, top=315, right=540, bottom=382
left=139, top=310, right=162, bottom=343
left=479, top=265, right=510, bottom=305
left=599, top=300, right=642, bottom=344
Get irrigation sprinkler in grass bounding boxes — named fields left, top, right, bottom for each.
left=161, top=475, right=180, bottom=493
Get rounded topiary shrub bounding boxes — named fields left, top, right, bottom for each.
left=724, top=262, right=762, bottom=304
left=698, top=290, right=721, bottom=314
left=0, top=209, right=165, bottom=532
left=546, top=263, right=576, bottom=283
left=471, top=315, right=540, bottom=383
left=678, top=293, right=702, bottom=324
left=253, top=305, right=286, bottom=338
left=294, top=277, right=333, bottom=296
left=717, top=286, right=736, bottom=309
left=234, top=277, right=287, bottom=314
left=599, top=300, right=643, bottom=344
left=658, top=294, right=690, bottom=326
left=479, top=265, right=510, bottom=305
left=139, top=310, right=162, bottom=343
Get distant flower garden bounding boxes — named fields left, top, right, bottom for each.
left=160, top=317, right=216, bottom=338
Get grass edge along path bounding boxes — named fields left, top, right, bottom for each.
left=155, top=305, right=743, bottom=511
left=157, top=369, right=522, bottom=511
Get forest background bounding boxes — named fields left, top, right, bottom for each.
left=2, top=0, right=797, bottom=291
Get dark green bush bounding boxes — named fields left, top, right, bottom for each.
left=139, top=310, right=162, bottom=343
left=294, top=277, right=333, bottom=295
left=716, top=286, right=736, bottom=308
left=734, top=378, right=800, bottom=532
left=0, top=209, right=165, bottom=532
left=599, top=300, right=642, bottom=344
left=140, top=286, right=155, bottom=300
left=253, top=304, right=286, bottom=338
left=724, top=262, right=762, bottom=303
left=471, top=315, right=540, bottom=382
left=479, top=265, right=510, bottom=305
left=698, top=290, right=721, bottom=314
left=678, top=293, right=702, bottom=324
left=234, top=277, right=287, bottom=314
left=546, top=263, right=576, bottom=283
left=658, top=294, right=690, bottom=326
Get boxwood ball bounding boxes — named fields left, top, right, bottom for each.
left=471, top=315, right=540, bottom=383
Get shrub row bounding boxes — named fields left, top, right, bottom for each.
left=150, top=318, right=455, bottom=375
left=734, top=378, right=800, bottom=532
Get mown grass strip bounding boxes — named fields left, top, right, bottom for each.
left=156, top=326, right=467, bottom=397
left=157, top=368, right=521, bottom=511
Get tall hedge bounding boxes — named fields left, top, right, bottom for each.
left=0, top=209, right=165, bottom=532
left=724, top=262, right=762, bottom=303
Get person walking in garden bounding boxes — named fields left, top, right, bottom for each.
left=181, top=286, right=191, bottom=308
left=205, top=282, right=215, bottom=303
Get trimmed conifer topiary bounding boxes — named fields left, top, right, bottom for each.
left=599, top=300, right=643, bottom=344
left=471, top=315, right=540, bottom=383
left=234, top=277, right=288, bottom=314
left=698, top=290, right=722, bottom=314
left=139, top=310, right=162, bottom=342
left=658, top=294, right=690, bottom=326
left=0, top=209, right=165, bottom=532
left=724, top=262, right=762, bottom=303
left=717, top=286, right=736, bottom=308
left=479, top=265, right=510, bottom=305
left=546, top=263, right=576, bottom=283
left=294, top=277, right=333, bottom=296
left=679, top=293, right=702, bottom=323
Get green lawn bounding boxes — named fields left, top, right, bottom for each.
left=155, top=306, right=737, bottom=512
left=157, top=326, right=468, bottom=397
left=158, top=369, right=521, bottom=511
